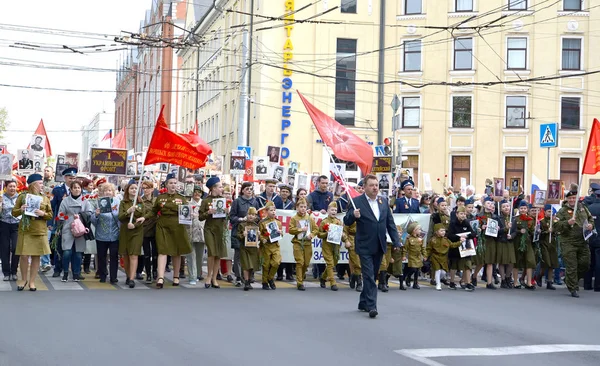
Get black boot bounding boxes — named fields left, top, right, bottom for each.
left=243, top=280, right=251, bottom=291
left=546, top=281, right=556, bottom=290
left=399, top=280, right=407, bottom=291
left=355, top=276, right=363, bottom=292
left=380, top=272, right=389, bottom=292
left=412, top=271, right=420, bottom=289
left=349, top=274, right=356, bottom=289
left=500, top=279, right=508, bottom=289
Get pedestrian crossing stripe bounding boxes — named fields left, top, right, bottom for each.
left=541, top=126, right=555, bottom=144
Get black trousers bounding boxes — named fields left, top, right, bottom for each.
left=358, top=250, right=383, bottom=312
left=403, top=267, right=420, bottom=282
left=277, top=263, right=294, bottom=278
left=142, top=236, right=158, bottom=276
left=584, top=246, right=600, bottom=290
left=83, top=254, right=92, bottom=271
left=96, top=240, right=118, bottom=281
left=0, top=222, right=19, bottom=276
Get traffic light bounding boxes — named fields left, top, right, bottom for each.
left=383, top=137, right=392, bottom=155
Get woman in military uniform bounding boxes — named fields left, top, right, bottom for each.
left=13, top=174, right=53, bottom=291
left=511, top=201, right=536, bottom=290
left=498, top=200, right=517, bottom=288
left=198, top=177, right=229, bottom=288
left=538, top=204, right=559, bottom=290
left=152, top=174, right=191, bottom=288
left=118, top=181, right=147, bottom=288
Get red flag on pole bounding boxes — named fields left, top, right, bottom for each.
left=330, top=170, right=361, bottom=198
left=144, top=105, right=212, bottom=170
left=582, top=118, right=600, bottom=175
left=297, top=91, right=373, bottom=175
left=28, top=119, right=53, bottom=156
left=112, top=128, right=127, bottom=149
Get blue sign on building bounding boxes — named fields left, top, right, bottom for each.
left=539, top=123, right=558, bottom=148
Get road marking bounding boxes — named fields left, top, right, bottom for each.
left=0, top=280, right=13, bottom=291
left=395, top=344, right=600, bottom=366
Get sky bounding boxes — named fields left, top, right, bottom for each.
left=0, top=0, right=152, bottom=155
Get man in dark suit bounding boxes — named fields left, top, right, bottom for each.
left=394, top=179, right=421, bottom=213
left=344, top=174, right=401, bottom=319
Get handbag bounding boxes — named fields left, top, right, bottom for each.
left=70, top=214, right=89, bottom=238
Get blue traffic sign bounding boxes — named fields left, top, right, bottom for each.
left=540, top=123, right=558, bottom=148
left=375, top=145, right=385, bottom=156
left=237, top=146, right=252, bottom=159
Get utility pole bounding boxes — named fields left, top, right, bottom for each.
left=243, top=0, right=255, bottom=147
left=376, top=0, right=386, bottom=145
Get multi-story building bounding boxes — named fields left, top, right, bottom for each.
left=178, top=0, right=600, bottom=192
left=393, top=0, right=600, bottom=192
left=80, top=112, right=114, bottom=173
left=115, top=48, right=138, bottom=150
left=115, top=0, right=187, bottom=152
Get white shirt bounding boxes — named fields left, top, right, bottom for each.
left=366, top=194, right=380, bottom=221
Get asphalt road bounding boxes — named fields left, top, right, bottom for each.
left=2, top=277, right=600, bottom=366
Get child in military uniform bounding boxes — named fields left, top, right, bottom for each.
left=317, top=201, right=349, bottom=291
left=343, top=221, right=362, bottom=292
left=258, top=201, right=283, bottom=290
left=289, top=198, right=318, bottom=291
left=427, top=223, right=465, bottom=291
left=538, top=204, right=559, bottom=290
left=511, top=201, right=536, bottom=290
left=401, top=222, right=427, bottom=289
left=236, top=207, right=260, bottom=291
left=498, top=200, right=517, bottom=288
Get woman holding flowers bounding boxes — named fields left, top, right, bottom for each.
left=57, top=180, right=89, bottom=282
left=13, top=174, right=53, bottom=291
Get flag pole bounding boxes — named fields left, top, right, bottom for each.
left=572, top=173, right=584, bottom=220
left=129, top=153, right=146, bottom=224
left=324, top=146, right=357, bottom=210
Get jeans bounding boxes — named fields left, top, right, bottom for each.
left=232, top=248, right=241, bottom=279
left=584, top=246, right=600, bottom=290
left=0, top=222, right=19, bottom=276
left=186, top=241, right=205, bottom=280
left=142, top=236, right=158, bottom=276
left=62, top=242, right=82, bottom=276
left=96, top=240, right=119, bottom=281
left=40, top=232, right=51, bottom=267
left=52, top=234, right=64, bottom=274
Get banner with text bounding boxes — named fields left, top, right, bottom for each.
left=275, top=210, right=431, bottom=263
left=90, top=148, right=127, bottom=175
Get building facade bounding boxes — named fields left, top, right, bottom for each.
left=176, top=0, right=599, bottom=193
left=115, top=0, right=187, bottom=152
left=80, top=112, right=114, bottom=173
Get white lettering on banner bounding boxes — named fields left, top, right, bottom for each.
left=274, top=210, right=431, bottom=263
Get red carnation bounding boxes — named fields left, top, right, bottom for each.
left=323, top=223, right=330, bottom=231
left=519, top=214, right=532, bottom=221
left=444, top=174, right=448, bottom=178
left=59, top=212, right=64, bottom=217
left=157, top=211, right=162, bottom=217
left=437, top=178, right=440, bottom=181
left=64, top=215, right=69, bottom=220
left=54, top=217, right=59, bottom=221
left=262, top=229, right=269, bottom=236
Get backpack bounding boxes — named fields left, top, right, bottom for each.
left=70, top=214, right=89, bottom=238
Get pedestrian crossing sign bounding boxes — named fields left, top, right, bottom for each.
left=539, top=123, right=558, bottom=148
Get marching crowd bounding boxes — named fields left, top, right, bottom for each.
left=1, top=164, right=599, bottom=299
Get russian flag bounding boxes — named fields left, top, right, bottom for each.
left=101, top=129, right=112, bottom=142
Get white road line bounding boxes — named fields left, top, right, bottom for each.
left=395, top=344, right=600, bottom=366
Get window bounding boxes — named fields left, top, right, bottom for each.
left=507, top=37, right=527, bottom=70
left=405, top=0, right=422, bottom=14
left=451, top=156, right=470, bottom=189
left=560, top=158, right=579, bottom=188
left=505, top=157, right=525, bottom=190
left=452, top=96, right=472, bottom=128
left=455, top=0, right=473, bottom=12
left=562, top=38, right=581, bottom=70
left=403, top=40, right=422, bottom=72
left=561, top=97, right=581, bottom=129
left=506, top=96, right=526, bottom=128
left=402, top=97, right=421, bottom=128
left=508, top=0, right=527, bottom=10
left=404, top=155, right=419, bottom=187
left=454, top=38, right=473, bottom=70
left=335, top=38, right=357, bottom=126
left=563, top=0, right=582, bottom=11
left=341, top=0, right=357, bottom=13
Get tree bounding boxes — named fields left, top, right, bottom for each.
left=0, top=107, right=9, bottom=141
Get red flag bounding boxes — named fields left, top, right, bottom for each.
left=297, top=91, right=373, bottom=175
left=112, top=128, right=127, bottom=149
left=582, top=118, right=600, bottom=175
left=330, top=170, right=360, bottom=199
left=144, top=105, right=212, bottom=170
left=28, top=119, right=52, bottom=156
